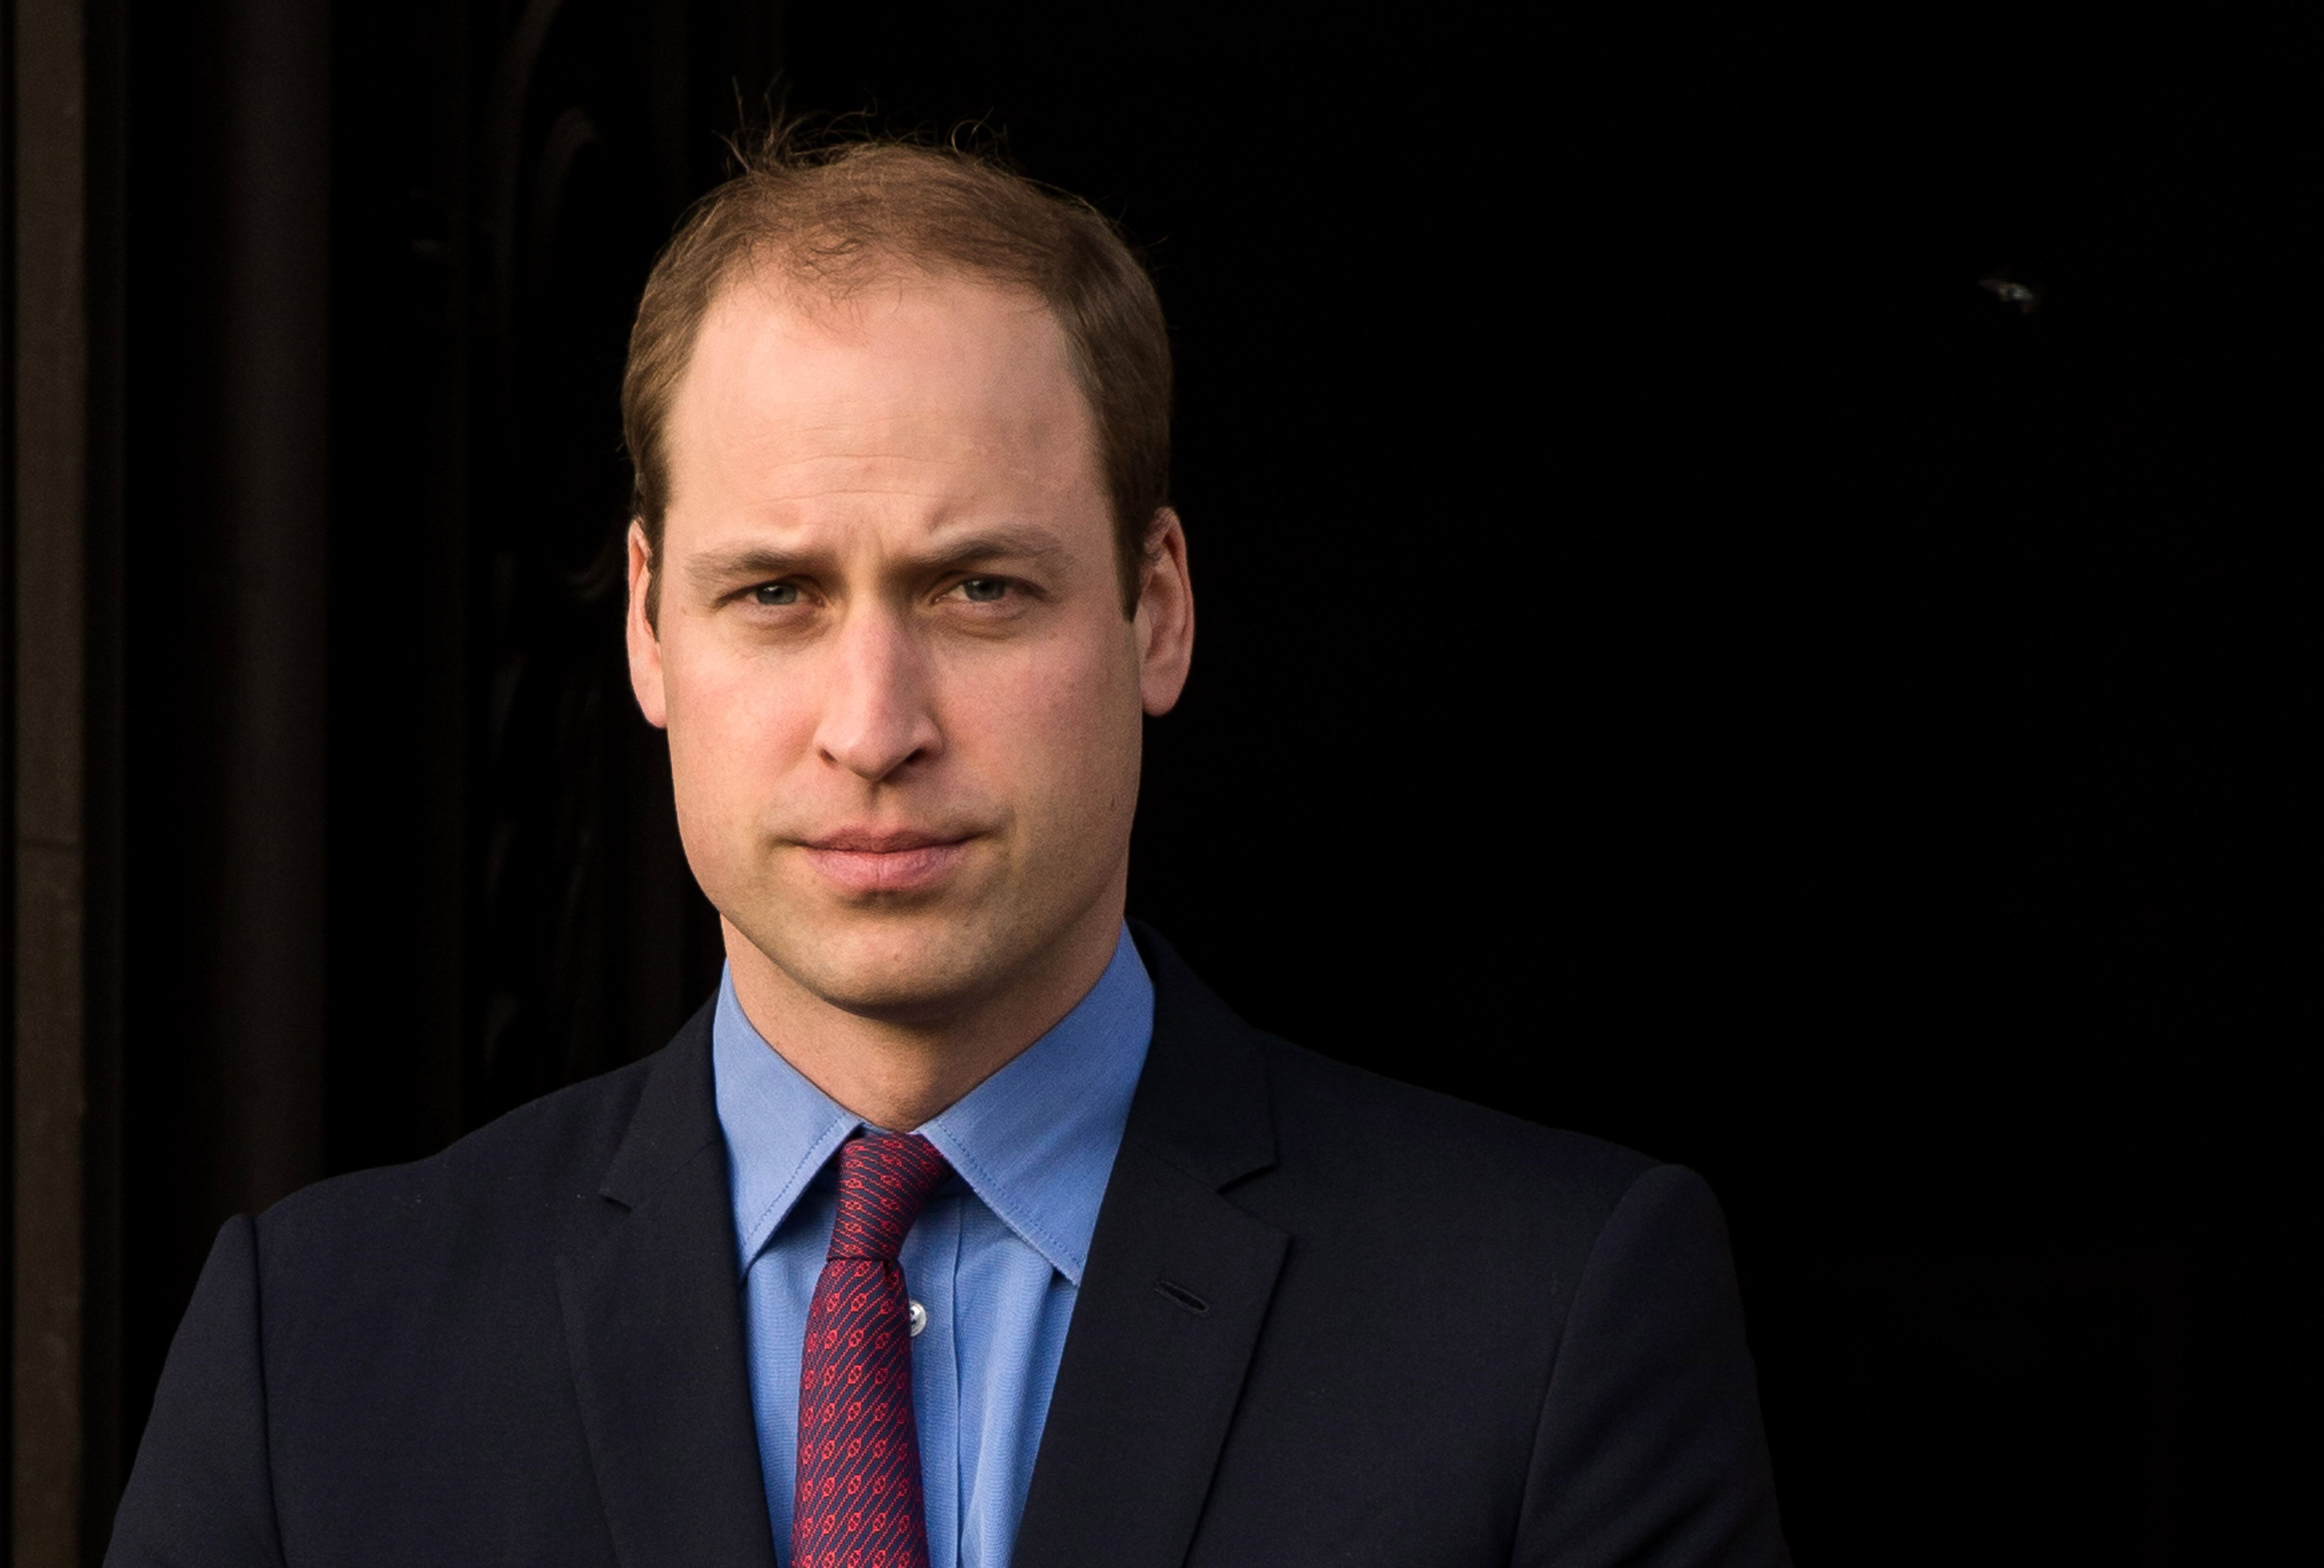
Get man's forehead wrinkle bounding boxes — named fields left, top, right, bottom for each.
left=703, top=365, right=1082, bottom=452
left=721, top=373, right=1080, bottom=440
left=693, top=406, right=1094, bottom=504
left=674, top=516, right=1074, bottom=594
left=691, top=441, right=1088, bottom=514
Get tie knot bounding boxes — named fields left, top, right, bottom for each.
left=828, top=1132, right=950, bottom=1261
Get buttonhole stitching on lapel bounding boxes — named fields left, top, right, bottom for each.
left=1154, top=1278, right=1210, bottom=1316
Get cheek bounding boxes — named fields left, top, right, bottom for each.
left=661, top=638, right=819, bottom=814
left=942, top=625, right=1142, bottom=813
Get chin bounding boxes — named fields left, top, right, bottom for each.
left=757, top=907, right=1019, bottom=1023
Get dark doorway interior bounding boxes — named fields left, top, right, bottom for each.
left=77, top=1, right=2303, bottom=1561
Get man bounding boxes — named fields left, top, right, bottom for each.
left=108, top=136, right=1788, bottom=1566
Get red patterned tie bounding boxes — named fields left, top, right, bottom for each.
left=792, top=1132, right=950, bottom=1568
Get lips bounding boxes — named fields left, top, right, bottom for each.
left=795, top=829, right=975, bottom=896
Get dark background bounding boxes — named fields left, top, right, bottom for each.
left=35, top=0, right=2317, bottom=1560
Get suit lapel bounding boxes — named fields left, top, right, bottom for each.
left=556, top=1006, right=780, bottom=1568
left=1011, top=927, right=1288, bottom=1568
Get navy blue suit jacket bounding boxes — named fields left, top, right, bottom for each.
left=107, top=926, right=1789, bottom=1565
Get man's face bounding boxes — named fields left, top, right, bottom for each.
left=627, top=270, right=1190, bottom=1025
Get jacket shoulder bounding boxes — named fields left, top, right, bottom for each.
left=1252, top=1029, right=1657, bottom=1220
left=1130, top=922, right=1655, bottom=1224
left=255, top=1034, right=673, bottom=1263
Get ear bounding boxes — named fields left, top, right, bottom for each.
left=625, top=521, right=669, bottom=730
left=1134, top=508, right=1194, bottom=716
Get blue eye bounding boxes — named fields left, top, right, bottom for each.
left=959, top=578, right=1007, bottom=603
left=752, top=582, right=800, bottom=606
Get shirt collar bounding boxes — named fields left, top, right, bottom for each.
left=713, top=925, right=1154, bottom=1287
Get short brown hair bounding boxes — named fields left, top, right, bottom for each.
left=621, top=128, right=1172, bottom=615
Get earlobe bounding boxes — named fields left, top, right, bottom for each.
left=624, top=521, right=670, bottom=730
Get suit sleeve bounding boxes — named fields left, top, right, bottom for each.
left=104, top=1215, right=289, bottom=1568
left=1514, top=1165, right=1789, bottom=1567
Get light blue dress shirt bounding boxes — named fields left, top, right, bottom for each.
left=713, top=927, right=1154, bottom=1568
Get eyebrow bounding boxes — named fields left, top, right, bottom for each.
left=684, top=546, right=815, bottom=594
left=680, top=527, right=1072, bottom=595
left=921, top=529, right=1073, bottom=570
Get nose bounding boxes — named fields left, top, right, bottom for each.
left=813, top=604, right=943, bottom=784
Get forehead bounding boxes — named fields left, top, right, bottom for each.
left=662, top=267, right=1101, bottom=521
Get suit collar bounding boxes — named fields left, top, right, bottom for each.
left=559, top=1001, right=781, bottom=1568
left=1011, top=922, right=1288, bottom=1568
left=597, top=997, right=726, bottom=1210
left=565, top=925, right=1285, bottom=1568
left=1119, top=920, right=1276, bottom=1188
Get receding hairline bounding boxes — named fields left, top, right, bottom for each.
left=653, top=260, right=1104, bottom=519
left=697, top=250, right=1071, bottom=349
left=621, top=131, right=1174, bottom=618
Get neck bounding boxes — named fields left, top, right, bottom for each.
left=722, top=896, right=1127, bottom=1132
